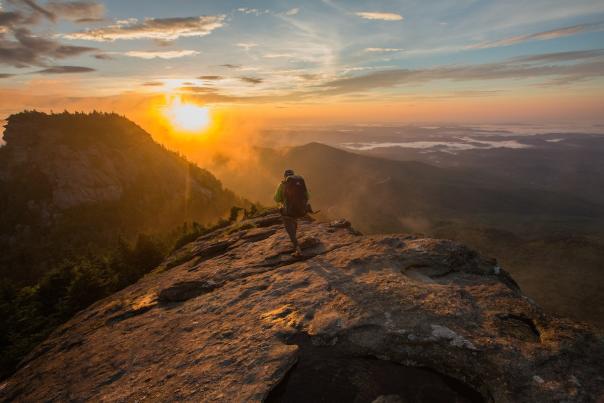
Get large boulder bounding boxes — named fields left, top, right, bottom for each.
left=1, top=214, right=603, bottom=402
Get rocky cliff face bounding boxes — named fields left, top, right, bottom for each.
left=1, top=213, right=602, bottom=402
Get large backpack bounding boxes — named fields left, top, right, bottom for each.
left=282, top=175, right=308, bottom=218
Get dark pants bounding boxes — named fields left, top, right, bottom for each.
left=282, top=215, right=298, bottom=249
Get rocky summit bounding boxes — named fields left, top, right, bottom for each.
left=1, top=212, right=603, bottom=403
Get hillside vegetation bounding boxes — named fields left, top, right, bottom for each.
left=0, top=111, right=243, bottom=286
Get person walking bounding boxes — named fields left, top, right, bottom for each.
left=274, top=169, right=310, bottom=257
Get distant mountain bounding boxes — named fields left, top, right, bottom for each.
left=207, top=142, right=604, bottom=327
left=0, top=111, right=242, bottom=285
left=215, top=142, right=603, bottom=233
left=357, top=132, right=604, bottom=204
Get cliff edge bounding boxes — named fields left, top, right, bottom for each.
left=1, top=213, right=603, bottom=402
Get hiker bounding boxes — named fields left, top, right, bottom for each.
left=274, top=169, right=310, bottom=257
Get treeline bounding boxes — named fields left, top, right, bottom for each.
left=0, top=206, right=259, bottom=380
left=6, top=110, right=129, bottom=124
left=4, top=110, right=155, bottom=151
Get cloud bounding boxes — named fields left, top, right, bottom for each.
left=198, top=75, right=222, bottom=80
left=0, top=10, right=24, bottom=27
left=0, top=73, right=15, bottom=78
left=154, top=38, right=174, bottom=47
left=364, top=47, right=403, bottom=52
left=175, top=87, right=245, bottom=103
left=121, top=49, right=200, bottom=59
left=285, top=8, right=299, bottom=16
left=142, top=81, right=163, bottom=86
left=318, top=51, right=604, bottom=95
left=240, top=76, right=263, bottom=84
left=471, top=21, right=604, bottom=49
left=46, top=1, right=105, bottom=23
left=35, top=65, right=95, bottom=74
left=237, top=8, right=268, bottom=16
left=93, top=52, right=112, bottom=60
left=178, top=86, right=217, bottom=93
left=63, top=15, right=225, bottom=41
left=355, top=12, right=403, bottom=21
left=236, top=42, right=257, bottom=51
left=21, top=0, right=55, bottom=21
left=0, top=2, right=102, bottom=68
left=0, top=27, right=96, bottom=67
left=512, top=49, right=604, bottom=63
left=298, top=73, right=319, bottom=80
left=115, top=17, right=137, bottom=25
left=263, top=53, right=294, bottom=59
left=2, top=0, right=103, bottom=24
left=220, top=63, right=241, bottom=69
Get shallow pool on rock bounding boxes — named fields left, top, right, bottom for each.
left=265, top=336, right=485, bottom=403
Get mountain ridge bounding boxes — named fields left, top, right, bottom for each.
left=0, top=111, right=243, bottom=286
left=214, top=141, right=604, bottom=222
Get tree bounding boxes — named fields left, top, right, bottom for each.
left=37, top=265, right=73, bottom=313
left=66, top=262, right=106, bottom=312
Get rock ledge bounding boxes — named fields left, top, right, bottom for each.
left=2, top=214, right=603, bottom=402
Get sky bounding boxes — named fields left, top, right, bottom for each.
left=1, top=0, right=604, bottom=130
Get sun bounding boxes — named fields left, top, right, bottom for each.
left=163, top=97, right=211, bottom=132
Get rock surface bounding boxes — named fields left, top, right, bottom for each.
left=2, top=213, right=603, bottom=402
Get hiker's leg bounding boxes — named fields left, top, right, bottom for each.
left=282, top=216, right=298, bottom=248
left=293, top=218, right=298, bottom=245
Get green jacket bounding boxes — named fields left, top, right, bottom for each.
left=274, top=178, right=310, bottom=204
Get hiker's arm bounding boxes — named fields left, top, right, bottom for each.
left=274, top=183, right=283, bottom=203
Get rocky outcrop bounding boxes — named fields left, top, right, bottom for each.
left=1, top=213, right=603, bottom=402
